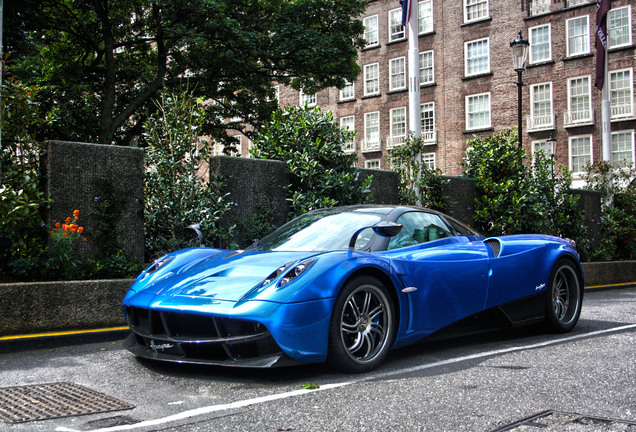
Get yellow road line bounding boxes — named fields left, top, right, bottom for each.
left=585, top=281, right=636, bottom=290
left=0, top=326, right=129, bottom=341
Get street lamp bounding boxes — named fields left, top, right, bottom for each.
left=546, top=133, right=556, bottom=180
left=510, top=31, right=529, bottom=149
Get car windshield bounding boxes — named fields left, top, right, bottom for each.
left=249, top=209, right=384, bottom=252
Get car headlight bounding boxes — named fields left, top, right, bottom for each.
left=261, top=259, right=315, bottom=288
left=262, top=262, right=294, bottom=286
left=142, top=255, right=175, bottom=279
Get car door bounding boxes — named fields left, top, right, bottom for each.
left=383, top=211, right=490, bottom=339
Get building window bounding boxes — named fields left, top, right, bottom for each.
left=365, top=159, right=381, bottom=170
left=420, top=102, right=436, bottom=143
left=388, top=107, right=407, bottom=148
left=569, top=135, right=592, bottom=175
left=363, top=15, right=379, bottom=47
left=389, top=57, right=406, bottom=91
left=364, top=63, right=380, bottom=96
left=566, top=15, right=590, bottom=57
left=465, top=38, right=490, bottom=76
left=300, top=90, right=316, bottom=107
left=608, top=5, right=632, bottom=48
left=532, top=139, right=554, bottom=159
left=611, top=131, right=635, bottom=167
left=566, top=76, right=592, bottom=126
left=340, top=81, right=355, bottom=101
left=466, top=92, right=491, bottom=130
left=464, top=0, right=488, bottom=23
left=422, top=153, right=436, bottom=169
left=389, top=9, right=405, bottom=42
left=610, top=68, right=634, bottom=119
left=418, top=0, right=433, bottom=34
left=529, top=24, right=551, bottom=64
left=530, top=0, right=550, bottom=16
left=529, top=82, right=553, bottom=130
left=419, top=50, right=434, bottom=85
left=340, top=116, right=356, bottom=153
left=363, top=112, right=380, bottom=152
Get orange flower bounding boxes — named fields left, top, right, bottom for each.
left=65, top=217, right=71, bottom=223
left=55, top=222, right=60, bottom=228
left=62, top=232, right=68, bottom=236
left=83, top=238, right=88, bottom=242
left=78, top=227, right=84, bottom=233
left=73, top=210, right=80, bottom=215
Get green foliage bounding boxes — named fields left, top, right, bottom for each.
left=7, top=0, right=366, bottom=146
left=0, top=66, right=52, bottom=276
left=583, top=161, right=636, bottom=261
left=250, top=105, right=371, bottom=218
left=143, top=89, right=234, bottom=260
left=461, top=129, right=586, bottom=251
left=387, top=135, right=448, bottom=211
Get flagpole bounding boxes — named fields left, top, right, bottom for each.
left=595, top=0, right=611, bottom=162
left=601, top=50, right=611, bottom=162
left=407, top=8, right=421, bottom=140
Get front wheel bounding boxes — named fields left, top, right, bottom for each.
left=544, top=259, right=583, bottom=333
left=327, top=276, right=395, bottom=373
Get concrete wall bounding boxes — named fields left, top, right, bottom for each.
left=45, top=141, right=145, bottom=263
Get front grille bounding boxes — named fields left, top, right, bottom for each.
left=484, top=238, right=502, bottom=258
left=124, top=306, right=282, bottom=364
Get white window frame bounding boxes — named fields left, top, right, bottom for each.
left=464, top=38, right=490, bottom=77
left=388, top=107, right=407, bottom=148
left=569, top=135, right=593, bottom=175
left=365, top=159, right=381, bottom=170
left=463, top=0, right=489, bottom=24
left=418, top=0, right=433, bottom=34
left=532, top=139, right=555, bottom=159
left=566, top=15, right=590, bottom=57
left=340, top=116, right=356, bottom=153
left=422, top=152, right=436, bottom=170
left=529, top=82, right=554, bottom=131
left=388, top=8, right=405, bottom=42
left=465, top=92, right=491, bottom=131
left=610, top=68, right=634, bottom=119
left=529, top=23, right=552, bottom=64
left=363, top=15, right=379, bottom=48
left=299, top=90, right=316, bottom=107
left=363, top=63, right=380, bottom=96
left=363, top=111, right=381, bottom=152
left=566, top=75, right=593, bottom=126
left=611, top=130, right=635, bottom=167
left=419, top=50, right=434, bottom=85
left=339, top=81, right=355, bottom=101
left=608, top=5, right=632, bottom=49
left=389, top=57, right=407, bottom=91
left=420, top=102, right=436, bottom=143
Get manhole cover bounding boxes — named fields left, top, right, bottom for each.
left=0, top=382, right=135, bottom=424
left=492, top=410, right=636, bottom=431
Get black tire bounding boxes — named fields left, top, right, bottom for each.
left=544, top=258, right=583, bottom=333
left=327, top=275, right=395, bottom=373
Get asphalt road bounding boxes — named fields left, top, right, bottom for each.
left=0, top=287, right=634, bottom=432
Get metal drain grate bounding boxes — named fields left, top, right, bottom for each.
left=492, top=410, right=636, bottom=431
left=0, top=382, right=135, bottom=424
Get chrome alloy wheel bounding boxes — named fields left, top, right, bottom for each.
left=550, top=263, right=581, bottom=327
left=339, top=284, right=393, bottom=365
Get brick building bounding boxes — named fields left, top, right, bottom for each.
left=228, top=0, right=635, bottom=183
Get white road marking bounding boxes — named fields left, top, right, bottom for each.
left=55, top=323, right=636, bottom=432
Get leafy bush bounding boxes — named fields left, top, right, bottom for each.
left=143, top=88, right=234, bottom=260
left=387, top=135, right=448, bottom=211
left=461, top=129, right=586, bottom=250
left=583, top=161, right=636, bottom=261
left=250, top=105, right=371, bottom=218
left=0, top=66, right=52, bottom=278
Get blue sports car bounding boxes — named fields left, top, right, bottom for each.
left=122, top=205, right=583, bottom=372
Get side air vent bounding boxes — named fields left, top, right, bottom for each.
left=484, top=238, right=502, bottom=258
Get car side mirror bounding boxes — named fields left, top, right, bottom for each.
left=349, top=221, right=402, bottom=251
left=186, top=223, right=205, bottom=247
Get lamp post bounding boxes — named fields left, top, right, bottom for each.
left=546, top=133, right=556, bottom=180
left=510, top=31, right=529, bottom=149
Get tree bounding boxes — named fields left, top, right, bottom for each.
left=250, top=105, right=370, bottom=218
left=5, top=0, right=367, bottom=146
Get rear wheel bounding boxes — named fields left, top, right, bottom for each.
left=327, top=276, right=394, bottom=373
left=545, top=259, right=583, bottom=333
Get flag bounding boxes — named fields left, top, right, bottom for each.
left=594, top=0, right=611, bottom=90
left=400, top=0, right=413, bottom=27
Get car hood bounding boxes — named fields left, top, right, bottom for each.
left=130, top=249, right=321, bottom=302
